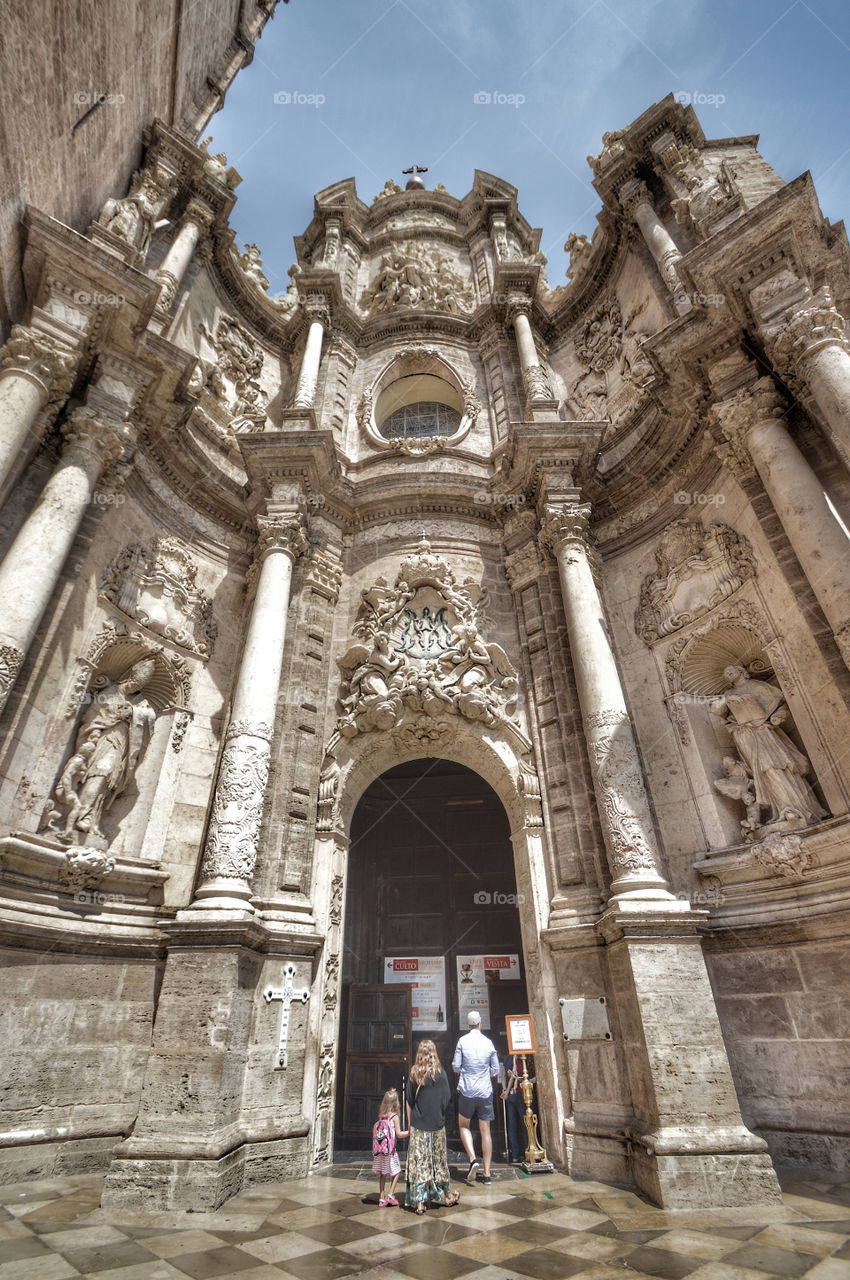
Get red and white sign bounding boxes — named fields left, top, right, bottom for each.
left=456, top=954, right=520, bottom=1030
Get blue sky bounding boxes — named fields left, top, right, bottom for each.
left=207, top=0, right=850, bottom=299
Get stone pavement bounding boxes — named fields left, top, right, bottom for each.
left=1, top=1163, right=849, bottom=1280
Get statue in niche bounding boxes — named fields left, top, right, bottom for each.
left=43, top=658, right=158, bottom=849
left=711, top=665, right=826, bottom=839
left=97, top=166, right=172, bottom=263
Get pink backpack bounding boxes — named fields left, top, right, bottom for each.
left=372, top=1115, right=396, bottom=1157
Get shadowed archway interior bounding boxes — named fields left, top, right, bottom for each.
left=335, top=757, right=527, bottom=1152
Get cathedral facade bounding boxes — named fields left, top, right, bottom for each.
left=1, top=93, right=849, bottom=1213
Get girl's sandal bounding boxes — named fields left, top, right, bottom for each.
left=442, top=1192, right=460, bottom=1206
left=414, top=1203, right=426, bottom=1215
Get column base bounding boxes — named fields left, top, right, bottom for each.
left=191, top=876, right=256, bottom=914
left=631, top=1142, right=782, bottom=1209
left=101, top=1135, right=311, bottom=1212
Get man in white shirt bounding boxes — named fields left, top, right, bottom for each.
left=452, top=1010, right=500, bottom=1185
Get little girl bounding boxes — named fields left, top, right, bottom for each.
left=371, top=1088, right=408, bottom=1206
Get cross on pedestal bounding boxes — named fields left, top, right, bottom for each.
left=263, top=963, right=310, bottom=1070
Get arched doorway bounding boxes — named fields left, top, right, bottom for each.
left=335, top=757, right=528, bottom=1152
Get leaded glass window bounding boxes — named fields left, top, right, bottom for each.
left=379, top=400, right=462, bottom=440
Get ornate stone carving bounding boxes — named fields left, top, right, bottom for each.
left=359, top=243, right=474, bottom=318
left=0, top=326, right=77, bottom=406
left=505, top=540, right=551, bottom=593
left=751, top=832, right=813, bottom=879
left=655, top=139, right=738, bottom=236
left=766, top=285, right=849, bottom=375
left=711, top=665, right=826, bottom=840
left=587, top=130, right=626, bottom=175
left=525, top=364, right=554, bottom=401
left=100, top=537, right=217, bottom=657
left=42, top=657, right=158, bottom=849
left=538, top=502, right=592, bottom=559
left=712, top=377, right=787, bottom=460
left=373, top=179, right=402, bottom=202
left=61, top=407, right=129, bottom=468
left=335, top=540, right=523, bottom=742
left=635, top=520, right=756, bottom=643
left=303, top=548, right=343, bottom=604
left=256, top=514, right=309, bottom=563
left=95, top=163, right=174, bottom=265
left=584, top=712, right=658, bottom=877
left=564, top=232, right=592, bottom=282
left=316, top=757, right=341, bottom=833
left=618, top=178, right=652, bottom=220
left=575, top=301, right=623, bottom=372
left=200, top=316, right=267, bottom=430
left=321, top=220, right=342, bottom=268
left=58, top=847, right=116, bottom=892
left=199, top=731, right=271, bottom=883
left=0, top=643, right=25, bottom=705
left=235, top=243, right=270, bottom=292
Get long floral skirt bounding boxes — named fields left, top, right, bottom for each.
left=404, top=1126, right=451, bottom=1207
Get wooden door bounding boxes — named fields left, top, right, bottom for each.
left=341, top=984, right=412, bottom=1137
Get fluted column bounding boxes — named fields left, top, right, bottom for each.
left=194, top=514, right=308, bottom=909
left=619, top=179, right=690, bottom=315
left=714, top=377, right=850, bottom=667
left=766, top=286, right=850, bottom=463
left=0, top=327, right=76, bottom=489
left=292, top=301, right=328, bottom=408
left=507, top=296, right=554, bottom=406
left=539, top=501, right=674, bottom=903
left=153, top=200, right=214, bottom=312
left=0, top=408, right=129, bottom=710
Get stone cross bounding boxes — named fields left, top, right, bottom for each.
left=263, top=963, right=310, bottom=1070
left=402, top=164, right=428, bottom=180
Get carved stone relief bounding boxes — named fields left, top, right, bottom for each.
left=234, top=243, right=270, bottom=293
left=570, top=299, right=653, bottom=420
left=199, top=315, right=268, bottom=431
left=635, top=520, right=756, bottom=643
left=359, top=243, right=474, bottom=318
left=100, top=537, right=217, bottom=657
left=335, top=540, right=523, bottom=743
left=751, top=832, right=813, bottom=879
left=94, top=163, right=175, bottom=266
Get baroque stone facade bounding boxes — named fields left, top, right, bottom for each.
left=1, top=92, right=849, bottom=1214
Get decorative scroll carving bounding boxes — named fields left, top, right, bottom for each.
left=635, top=520, right=756, bottom=644
left=336, top=540, right=523, bottom=743
left=42, top=657, right=158, bottom=849
left=373, top=179, right=403, bottom=202
left=751, top=832, right=813, bottom=879
left=0, top=644, right=24, bottom=706
left=359, top=243, right=474, bottom=318
left=200, top=316, right=268, bottom=431
left=58, top=847, right=116, bottom=892
left=538, top=502, right=593, bottom=559
left=256, top=514, right=308, bottom=563
left=575, top=301, right=623, bottom=372
left=711, top=665, right=826, bottom=840
left=100, top=537, right=217, bottom=657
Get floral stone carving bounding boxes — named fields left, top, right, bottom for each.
left=751, top=833, right=813, bottom=879
left=336, top=540, right=522, bottom=741
left=42, top=657, right=159, bottom=850
left=711, top=665, right=826, bottom=840
left=100, top=537, right=217, bottom=656
left=200, top=315, right=268, bottom=431
left=359, top=244, right=474, bottom=318
left=636, top=520, right=755, bottom=643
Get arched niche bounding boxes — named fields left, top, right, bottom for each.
left=357, top=346, right=480, bottom=455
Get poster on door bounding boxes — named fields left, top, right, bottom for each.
left=456, top=954, right=521, bottom=1030
left=384, top=956, right=447, bottom=1031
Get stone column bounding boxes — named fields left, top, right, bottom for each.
left=0, top=327, right=76, bottom=489
left=619, top=179, right=690, bottom=315
left=291, top=301, right=328, bottom=409
left=153, top=200, right=214, bottom=312
left=507, top=297, right=555, bottom=406
left=767, top=286, right=850, bottom=462
left=714, top=376, right=850, bottom=667
left=0, top=407, right=128, bottom=709
left=538, top=500, right=675, bottom=904
left=193, top=514, right=307, bottom=909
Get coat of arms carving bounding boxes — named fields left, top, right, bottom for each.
left=635, top=519, right=755, bottom=643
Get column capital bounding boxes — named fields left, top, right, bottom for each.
left=0, top=325, right=77, bottom=406
left=712, top=376, right=787, bottom=441
left=766, top=286, right=849, bottom=375
left=255, top=513, right=309, bottom=563
left=618, top=178, right=653, bottom=219
left=301, top=296, right=331, bottom=327
left=183, top=198, right=216, bottom=236
left=538, top=500, right=593, bottom=557
left=60, top=407, right=132, bottom=468
left=506, top=292, right=533, bottom=323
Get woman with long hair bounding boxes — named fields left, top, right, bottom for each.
left=404, top=1039, right=460, bottom=1214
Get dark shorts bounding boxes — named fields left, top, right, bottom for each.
left=458, top=1092, right=495, bottom=1123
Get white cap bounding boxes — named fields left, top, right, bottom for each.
left=467, top=1010, right=481, bottom=1027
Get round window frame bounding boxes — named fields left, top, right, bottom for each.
left=358, top=350, right=479, bottom=454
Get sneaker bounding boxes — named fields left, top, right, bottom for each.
left=477, top=1173, right=492, bottom=1185
left=465, top=1160, right=479, bottom=1185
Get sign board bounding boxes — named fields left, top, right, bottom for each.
left=384, top=956, right=447, bottom=1031
left=456, top=954, right=520, bottom=1030
left=506, top=1014, right=536, bottom=1055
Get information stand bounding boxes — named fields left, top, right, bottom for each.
left=505, top=1015, right=555, bottom=1174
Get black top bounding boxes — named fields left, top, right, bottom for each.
left=406, top=1069, right=451, bottom=1132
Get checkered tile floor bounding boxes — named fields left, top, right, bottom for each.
left=0, top=1163, right=849, bottom=1279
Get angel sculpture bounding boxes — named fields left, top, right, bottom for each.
left=439, top=624, right=518, bottom=726
left=337, top=633, right=403, bottom=737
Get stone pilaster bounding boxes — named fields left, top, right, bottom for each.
left=193, top=514, right=308, bottom=909
left=713, top=377, right=850, bottom=669
left=618, top=179, right=690, bottom=315
left=0, top=407, right=130, bottom=711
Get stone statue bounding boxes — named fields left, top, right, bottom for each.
left=711, top=665, right=826, bottom=838
left=564, top=232, right=592, bottom=282
left=237, top=243, right=270, bottom=292
left=43, top=658, right=158, bottom=848
left=373, top=179, right=403, bottom=202
left=97, top=166, right=172, bottom=263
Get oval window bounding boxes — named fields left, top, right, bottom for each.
left=375, top=373, right=463, bottom=441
